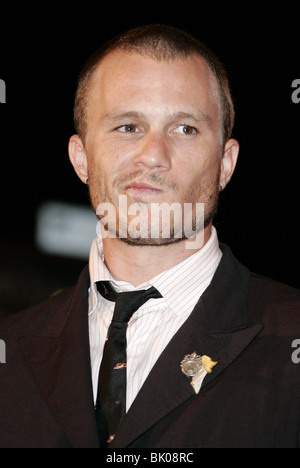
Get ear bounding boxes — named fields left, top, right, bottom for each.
left=219, top=138, right=239, bottom=190
left=68, top=134, right=89, bottom=184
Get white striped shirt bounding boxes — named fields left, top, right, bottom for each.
left=88, top=226, right=222, bottom=411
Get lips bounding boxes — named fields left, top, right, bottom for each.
left=124, top=182, right=162, bottom=193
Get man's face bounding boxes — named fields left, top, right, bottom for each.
left=78, top=50, right=229, bottom=245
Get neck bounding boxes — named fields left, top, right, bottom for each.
left=102, top=225, right=212, bottom=287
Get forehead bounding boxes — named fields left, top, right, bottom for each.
left=87, top=50, right=220, bottom=124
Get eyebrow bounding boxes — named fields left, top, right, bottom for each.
left=103, top=110, right=145, bottom=123
left=169, top=111, right=213, bottom=126
left=103, top=110, right=213, bottom=127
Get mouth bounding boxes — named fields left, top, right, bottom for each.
left=124, top=181, right=163, bottom=195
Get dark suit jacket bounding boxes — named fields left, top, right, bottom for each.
left=0, top=244, right=299, bottom=448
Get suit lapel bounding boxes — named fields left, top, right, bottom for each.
left=111, top=245, right=264, bottom=448
left=19, top=266, right=99, bottom=448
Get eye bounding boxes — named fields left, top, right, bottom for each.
left=116, top=124, right=138, bottom=133
left=174, top=125, right=198, bottom=135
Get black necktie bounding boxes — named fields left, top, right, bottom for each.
left=95, top=281, right=162, bottom=446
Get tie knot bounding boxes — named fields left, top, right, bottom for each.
left=97, top=281, right=162, bottom=324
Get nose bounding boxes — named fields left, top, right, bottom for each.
left=132, top=131, right=171, bottom=171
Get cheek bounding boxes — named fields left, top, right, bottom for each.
left=87, top=150, right=126, bottom=211
left=88, top=139, right=128, bottom=183
left=87, top=157, right=108, bottom=204
left=181, top=156, right=220, bottom=198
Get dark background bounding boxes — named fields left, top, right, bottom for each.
left=1, top=5, right=299, bottom=316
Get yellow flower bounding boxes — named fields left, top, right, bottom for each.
left=201, top=355, right=218, bottom=373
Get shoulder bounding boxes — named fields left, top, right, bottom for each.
left=249, top=272, right=300, bottom=312
left=248, top=272, right=300, bottom=332
left=219, top=243, right=300, bottom=331
left=0, top=265, right=89, bottom=338
left=250, top=272, right=300, bottom=303
left=0, top=285, right=75, bottom=337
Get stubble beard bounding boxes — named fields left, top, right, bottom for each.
left=88, top=167, right=221, bottom=247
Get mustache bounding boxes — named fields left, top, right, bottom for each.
left=115, top=171, right=179, bottom=191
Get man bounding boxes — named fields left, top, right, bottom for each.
left=0, top=25, right=299, bottom=448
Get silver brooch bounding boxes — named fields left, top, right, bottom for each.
left=181, top=352, right=203, bottom=377
left=181, top=352, right=218, bottom=394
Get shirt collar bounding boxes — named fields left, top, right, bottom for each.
left=89, top=226, right=222, bottom=316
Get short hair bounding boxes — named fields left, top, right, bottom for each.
left=74, top=24, right=235, bottom=145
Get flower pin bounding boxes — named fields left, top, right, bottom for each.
left=181, top=352, right=218, bottom=394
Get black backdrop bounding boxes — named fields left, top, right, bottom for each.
left=1, top=5, right=299, bottom=315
